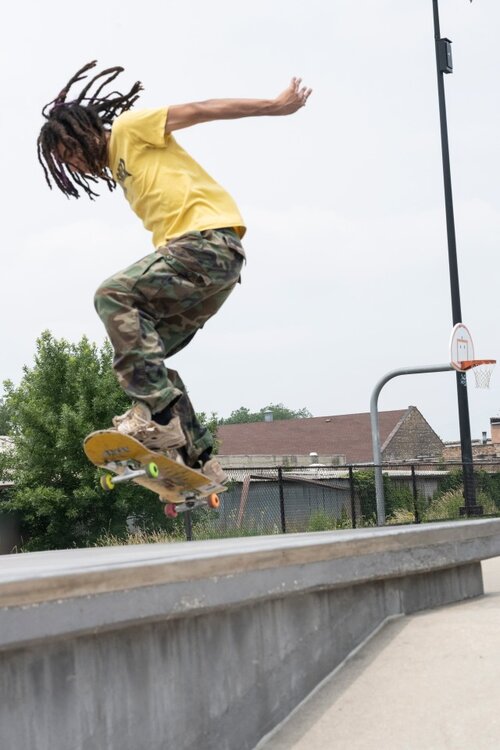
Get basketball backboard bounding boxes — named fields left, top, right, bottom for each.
left=449, top=323, right=474, bottom=371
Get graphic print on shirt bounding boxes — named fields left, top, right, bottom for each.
left=116, top=158, right=132, bottom=196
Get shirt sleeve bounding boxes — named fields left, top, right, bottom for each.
left=115, top=108, right=169, bottom=148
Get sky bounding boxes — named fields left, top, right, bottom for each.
left=1, top=0, right=499, bottom=443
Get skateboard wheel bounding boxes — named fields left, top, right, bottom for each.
left=207, top=493, right=220, bottom=509
left=164, top=503, right=178, bottom=519
left=145, top=461, right=159, bottom=479
left=100, top=474, right=115, bottom=492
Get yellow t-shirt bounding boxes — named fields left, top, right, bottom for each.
left=108, top=107, right=246, bottom=248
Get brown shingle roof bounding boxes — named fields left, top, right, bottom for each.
left=217, top=409, right=408, bottom=464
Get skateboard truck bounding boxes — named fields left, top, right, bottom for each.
left=163, top=494, right=220, bottom=519
left=99, top=460, right=220, bottom=516
left=100, top=461, right=159, bottom=491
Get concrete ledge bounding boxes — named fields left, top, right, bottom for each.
left=1, top=520, right=500, bottom=750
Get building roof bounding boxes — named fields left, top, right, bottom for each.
left=217, top=409, right=409, bottom=464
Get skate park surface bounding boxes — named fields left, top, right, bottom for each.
left=1, top=520, right=500, bottom=749
left=258, top=554, right=500, bottom=750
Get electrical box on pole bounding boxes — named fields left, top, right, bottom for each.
left=439, top=38, right=453, bottom=73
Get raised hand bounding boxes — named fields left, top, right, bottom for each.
left=272, top=77, right=312, bottom=115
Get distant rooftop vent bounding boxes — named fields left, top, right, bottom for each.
left=264, top=410, right=273, bottom=423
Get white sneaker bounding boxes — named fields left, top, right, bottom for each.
left=112, top=403, right=187, bottom=453
left=200, top=458, right=228, bottom=486
left=113, top=402, right=152, bottom=434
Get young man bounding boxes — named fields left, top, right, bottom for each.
left=37, top=61, right=312, bottom=483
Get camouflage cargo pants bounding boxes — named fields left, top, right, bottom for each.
left=94, top=228, right=245, bottom=463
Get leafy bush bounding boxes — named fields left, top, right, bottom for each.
left=424, top=488, right=497, bottom=521
left=352, top=470, right=421, bottom=522
left=436, top=468, right=464, bottom=495
left=431, top=468, right=500, bottom=518
left=352, top=470, right=377, bottom=522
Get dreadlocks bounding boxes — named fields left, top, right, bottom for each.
left=37, top=61, right=143, bottom=199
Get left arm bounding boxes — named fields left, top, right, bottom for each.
left=165, top=77, right=312, bottom=133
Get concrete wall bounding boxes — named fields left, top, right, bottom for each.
left=1, top=520, right=500, bottom=750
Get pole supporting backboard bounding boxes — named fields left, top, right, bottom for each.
left=370, top=325, right=497, bottom=524
left=370, top=363, right=454, bottom=525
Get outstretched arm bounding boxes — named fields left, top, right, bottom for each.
left=165, top=77, right=312, bottom=133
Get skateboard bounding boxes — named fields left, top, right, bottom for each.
left=84, top=430, right=226, bottom=518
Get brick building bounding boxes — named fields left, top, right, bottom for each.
left=443, top=417, right=500, bottom=462
left=217, top=406, right=444, bottom=467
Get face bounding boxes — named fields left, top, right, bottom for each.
left=54, top=142, right=92, bottom=175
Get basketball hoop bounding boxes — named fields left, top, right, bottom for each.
left=459, top=359, right=496, bottom=389
left=449, top=324, right=496, bottom=388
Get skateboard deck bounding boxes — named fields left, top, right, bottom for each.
left=84, top=430, right=226, bottom=515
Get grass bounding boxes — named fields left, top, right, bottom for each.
left=95, top=508, right=282, bottom=546
left=424, top=488, right=497, bottom=521
left=386, top=508, right=416, bottom=525
left=306, top=510, right=354, bottom=532
left=95, top=528, right=184, bottom=546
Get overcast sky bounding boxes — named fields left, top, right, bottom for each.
left=1, top=0, right=499, bottom=443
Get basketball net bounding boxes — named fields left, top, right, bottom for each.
left=470, top=362, right=495, bottom=389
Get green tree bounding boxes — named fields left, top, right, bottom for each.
left=197, top=412, right=220, bottom=453
left=2, top=331, right=198, bottom=551
left=0, top=394, right=13, bottom=435
left=220, top=402, right=312, bottom=424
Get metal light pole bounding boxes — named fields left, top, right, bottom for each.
left=432, top=0, right=480, bottom=514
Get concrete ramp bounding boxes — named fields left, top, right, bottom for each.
left=1, top=520, right=500, bottom=750
left=259, top=556, right=500, bottom=750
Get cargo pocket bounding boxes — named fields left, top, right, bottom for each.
left=221, top=230, right=246, bottom=262
left=133, top=253, right=203, bottom=312
left=162, top=253, right=211, bottom=287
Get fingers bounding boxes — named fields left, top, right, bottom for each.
left=291, top=76, right=312, bottom=106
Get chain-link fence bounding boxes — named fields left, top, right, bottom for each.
left=184, top=460, right=500, bottom=540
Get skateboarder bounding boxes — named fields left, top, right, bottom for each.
left=37, top=61, right=312, bottom=484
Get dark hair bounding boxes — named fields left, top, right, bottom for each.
left=37, top=60, right=143, bottom=199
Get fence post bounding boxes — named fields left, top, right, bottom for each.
left=411, top=465, right=420, bottom=523
left=277, top=467, right=287, bottom=534
left=349, top=466, right=357, bottom=529
left=184, top=510, right=193, bottom=541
